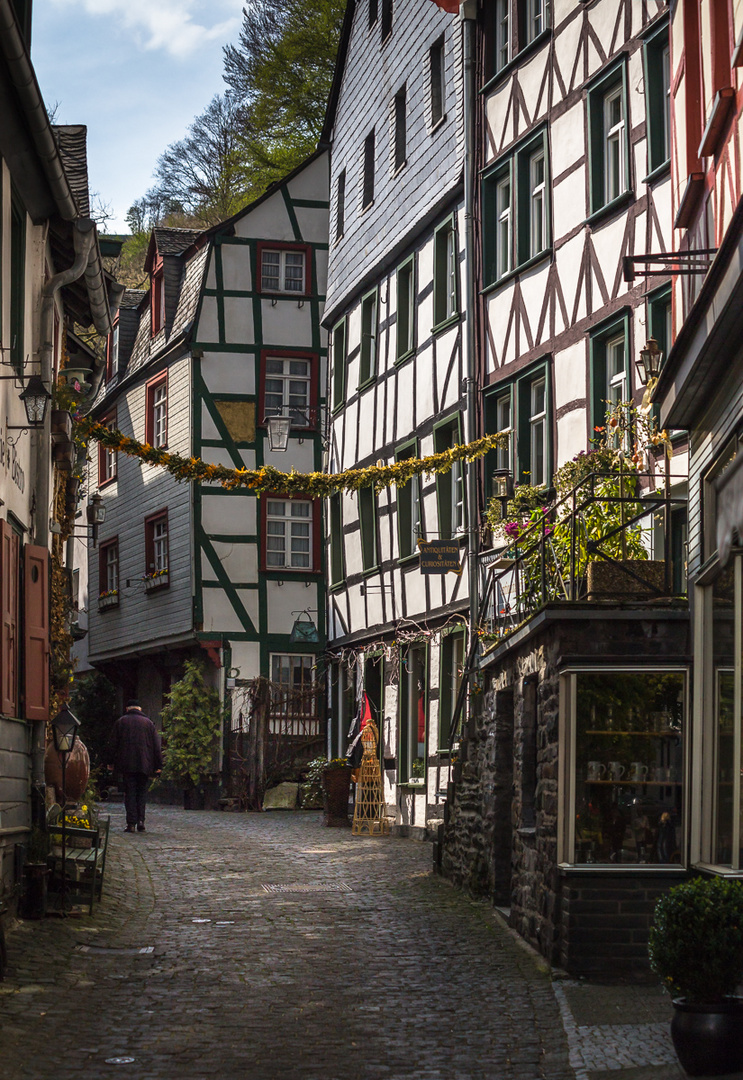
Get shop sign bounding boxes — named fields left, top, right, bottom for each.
left=418, top=540, right=462, bottom=574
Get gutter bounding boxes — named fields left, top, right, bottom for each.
left=0, top=0, right=77, bottom=220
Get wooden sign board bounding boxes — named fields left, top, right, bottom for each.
left=418, top=540, right=462, bottom=574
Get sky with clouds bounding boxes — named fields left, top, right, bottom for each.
left=31, top=0, right=246, bottom=232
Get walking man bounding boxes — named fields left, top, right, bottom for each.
left=109, top=701, right=163, bottom=833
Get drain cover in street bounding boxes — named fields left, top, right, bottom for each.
left=261, top=882, right=352, bottom=894
left=76, top=946, right=154, bottom=955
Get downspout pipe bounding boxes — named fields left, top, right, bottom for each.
left=461, top=2, right=480, bottom=736
left=34, top=218, right=97, bottom=550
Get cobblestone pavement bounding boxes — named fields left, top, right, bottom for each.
left=1, top=807, right=574, bottom=1080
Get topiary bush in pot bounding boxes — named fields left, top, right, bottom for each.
left=649, top=876, right=743, bottom=1076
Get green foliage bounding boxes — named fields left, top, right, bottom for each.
left=649, top=877, right=743, bottom=1003
left=159, top=661, right=222, bottom=787
left=69, top=671, right=119, bottom=770
left=223, top=0, right=345, bottom=190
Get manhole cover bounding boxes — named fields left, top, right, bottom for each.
left=261, top=882, right=352, bottom=894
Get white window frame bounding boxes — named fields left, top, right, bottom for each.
left=266, top=499, right=313, bottom=570
left=153, top=518, right=168, bottom=573
left=152, top=381, right=167, bottom=448
left=529, top=376, right=546, bottom=487
left=603, top=85, right=625, bottom=205
left=496, top=173, right=512, bottom=279
left=526, top=0, right=544, bottom=43
left=495, top=392, right=512, bottom=473
left=261, top=249, right=306, bottom=294
left=104, top=542, right=119, bottom=593
left=112, top=323, right=119, bottom=372
left=662, top=44, right=671, bottom=162
left=605, top=333, right=626, bottom=409
left=264, top=356, right=312, bottom=424
left=529, top=148, right=546, bottom=258
left=496, top=0, right=510, bottom=72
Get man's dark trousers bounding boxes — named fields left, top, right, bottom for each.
left=123, top=772, right=150, bottom=827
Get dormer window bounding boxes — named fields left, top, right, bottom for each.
left=258, top=243, right=310, bottom=295
left=151, top=264, right=165, bottom=335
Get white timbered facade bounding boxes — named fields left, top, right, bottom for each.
left=479, top=0, right=676, bottom=491
left=87, top=154, right=329, bottom=750
left=325, top=0, right=468, bottom=831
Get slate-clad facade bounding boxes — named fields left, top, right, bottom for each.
left=324, top=0, right=469, bottom=832
left=87, top=154, right=329, bottom=765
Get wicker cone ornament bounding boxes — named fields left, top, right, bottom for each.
left=351, top=720, right=389, bottom=836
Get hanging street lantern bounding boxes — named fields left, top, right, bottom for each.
left=19, top=374, right=51, bottom=426
left=265, top=413, right=292, bottom=452
left=636, top=338, right=664, bottom=387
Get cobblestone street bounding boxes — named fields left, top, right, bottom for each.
left=1, top=807, right=575, bottom=1080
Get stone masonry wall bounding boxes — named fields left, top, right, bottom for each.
left=439, top=608, right=690, bottom=977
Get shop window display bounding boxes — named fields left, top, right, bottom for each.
left=570, top=671, right=685, bottom=865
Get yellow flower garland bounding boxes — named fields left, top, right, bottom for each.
left=77, top=417, right=508, bottom=497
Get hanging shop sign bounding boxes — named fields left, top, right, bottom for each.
left=418, top=540, right=462, bottom=574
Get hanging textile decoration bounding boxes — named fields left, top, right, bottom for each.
left=428, top=0, right=463, bottom=11
left=77, top=416, right=507, bottom=499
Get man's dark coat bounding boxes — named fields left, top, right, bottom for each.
left=110, top=710, right=163, bottom=776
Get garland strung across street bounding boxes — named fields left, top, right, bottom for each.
left=77, top=417, right=507, bottom=497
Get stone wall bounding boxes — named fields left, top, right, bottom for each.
left=438, top=606, right=690, bottom=977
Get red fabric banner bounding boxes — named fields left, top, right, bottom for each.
left=429, top=0, right=463, bottom=11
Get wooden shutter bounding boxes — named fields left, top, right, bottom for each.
left=23, top=544, right=50, bottom=722
left=0, top=520, right=20, bottom=715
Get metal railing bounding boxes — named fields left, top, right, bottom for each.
left=479, top=471, right=688, bottom=646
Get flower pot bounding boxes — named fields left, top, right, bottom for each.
left=671, top=999, right=743, bottom=1076
left=21, top=864, right=49, bottom=920
left=321, top=764, right=352, bottom=827
left=44, top=739, right=90, bottom=804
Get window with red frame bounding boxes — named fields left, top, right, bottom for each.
left=261, top=353, right=315, bottom=428
left=258, top=244, right=310, bottom=295
left=145, top=511, right=169, bottom=582
left=99, top=538, right=119, bottom=596
left=146, top=373, right=168, bottom=448
left=151, top=270, right=165, bottom=335
left=98, top=413, right=117, bottom=486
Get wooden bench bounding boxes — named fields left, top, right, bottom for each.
left=47, top=812, right=111, bottom=915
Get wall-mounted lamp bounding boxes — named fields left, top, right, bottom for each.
left=86, top=492, right=106, bottom=547
left=265, top=412, right=292, bottom=452
left=636, top=338, right=664, bottom=386
left=491, top=469, right=514, bottom=515
left=3, top=375, right=52, bottom=443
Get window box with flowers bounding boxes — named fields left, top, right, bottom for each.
left=143, top=568, right=169, bottom=592
left=98, top=589, right=119, bottom=611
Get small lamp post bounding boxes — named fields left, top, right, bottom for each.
left=86, top=492, right=107, bottom=547
left=636, top=338, right=664, bottom=387
left=51, top=706, right=80, bottom=915
left=265, top=413, right=292, bottom=453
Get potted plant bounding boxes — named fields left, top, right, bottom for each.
left=313, top=757, right=352, bottom=827
left=158, top=660, right=222, bottom=809
left=21, top=827, right=50, bottom=920
left=649, top=876, right=743, bottom=1076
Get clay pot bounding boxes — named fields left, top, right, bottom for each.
left=44, top=739, right=90, bottom=804
left=671, top=998, right=743, bottom=1076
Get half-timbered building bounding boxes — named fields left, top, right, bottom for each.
left=86, top=153, right=329, bottom=779
left=654, top=1, right=743, bottom=885
left=439, top=0, right=695, bottom=979
left=324, top=0, right=472, bottom=833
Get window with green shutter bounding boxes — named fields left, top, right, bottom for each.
left=332, top=318, right=347, bottom=411
left=358, top=486, right=378, bottom=572
left=587, top=60, right=631, bottom=218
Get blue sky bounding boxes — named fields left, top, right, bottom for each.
left=32, top=0, right=246, bottom=232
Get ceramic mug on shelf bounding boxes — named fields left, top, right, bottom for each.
left=653, top=766, right=667, bottom=782
left=629, top=762, right=649, bottom=783
left=587, top=761, right=606, bottom=781
left=608, top=761, right=625, bottom=781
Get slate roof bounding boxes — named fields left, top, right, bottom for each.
left=52, top=125, right=90, bottom=217
left=119, top=289, right=147, bottom=310
left=152, top=227, right=202, bottom=256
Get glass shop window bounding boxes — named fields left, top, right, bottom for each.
left=711, top=558, right=739, bottom=869
left=569, top=670, right=685, bottom=866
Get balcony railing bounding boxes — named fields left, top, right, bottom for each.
left=479, top=471, right=688, bottom=648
